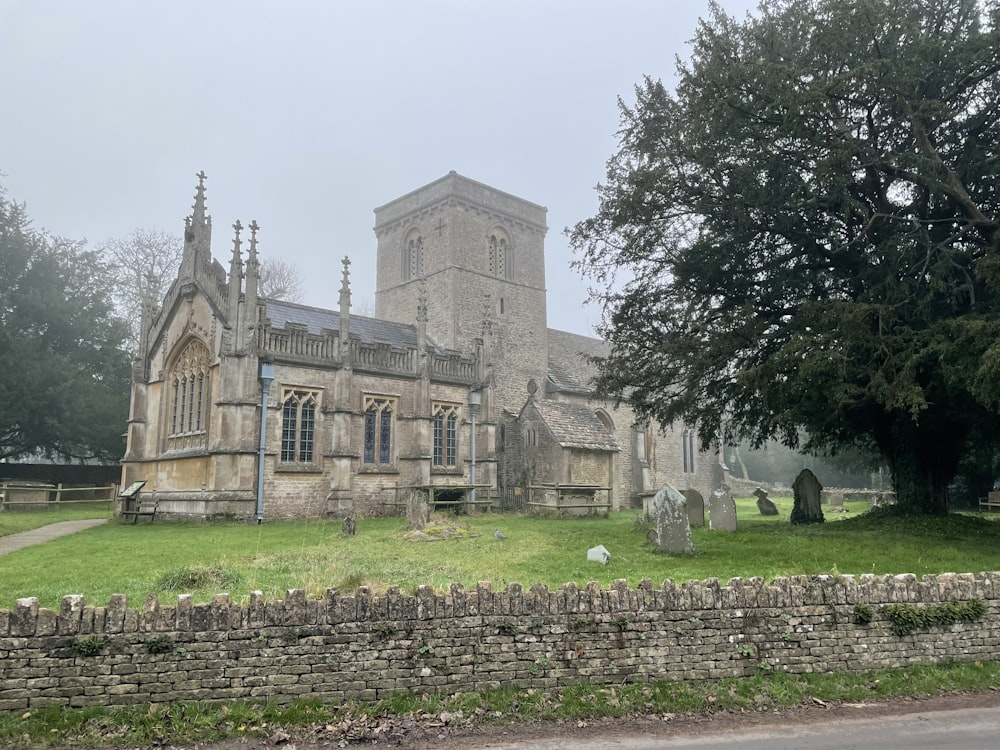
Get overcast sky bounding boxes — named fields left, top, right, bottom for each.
left=1, top=0, right=758, bottom=337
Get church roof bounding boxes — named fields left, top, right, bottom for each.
left=264, top=299, right=420, bottom=349
left=546, top=328, right=609, bottom=395
left=529, top=399, right=619, bottom=452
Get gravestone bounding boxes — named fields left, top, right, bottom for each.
left=405, top=489, right=430, bottom=530
left=754, top=487, right=779, bottom=516
left=708, top=489, right=738, bottom=532
left=586, top=545, right=611, bottom=564
left=342, top=516, right=357, bottom=535
left=823, top=490, right=844, bottom=508
left=650, top=484, right=694, bottom=554
left=791, top=469, right=824, bottom=525
left=681, top=489, right=705, bottom=527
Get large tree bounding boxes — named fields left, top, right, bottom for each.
left=570, top=0, right=1000, bottom=514
left=0, top=186, right=131, bottom=462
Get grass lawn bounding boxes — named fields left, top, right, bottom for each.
left=2, top=497, right=999, bottom=610
left=0, top=502, right=114, bottom=537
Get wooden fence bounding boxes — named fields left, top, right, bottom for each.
left=0, top=482, right=117, bottom=511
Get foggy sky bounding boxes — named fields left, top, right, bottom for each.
left=1, top=0, right=758, bottom=337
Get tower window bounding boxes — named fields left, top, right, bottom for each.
left=402, top=231, right=424, bottom=280
left=488, top=229, right=512, bottom=279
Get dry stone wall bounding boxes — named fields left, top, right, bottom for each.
left=2, top=573, right=998, bottom=711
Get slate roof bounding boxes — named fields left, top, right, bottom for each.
left=529, top=399, right=619, bottom=452
left=264, top=300, right=426, bottom=349
left=546, top=328, right=609, bottom=395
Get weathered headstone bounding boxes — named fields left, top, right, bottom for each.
left=681, top=489, right=705, bottom=527
left=405, top=488, right=430, bottom=530
left=342, top=516, right=357, bottom=535
left=708, top=489, right=738, bottom=532
left=754, top=487, right=779, bottom=516
left=650, top=484, right=694, bottom=554
left=586, top=545, right=611, bottom=564
left=791, top=469, right=824, bottom=525
left=823, top=490, right=844, bottom=508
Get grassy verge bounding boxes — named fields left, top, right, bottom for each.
left=0, top=503, right=112, bottom=538
left=2, top=501, right=1000, bottom=610
left=3, top=660, right=998, bottom=748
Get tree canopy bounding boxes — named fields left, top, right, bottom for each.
left=0, top=186, right=131, bottom=463
left=258, top=257, right=304, bottom=303
left=99, top=228, right=183, bottom=357
left=570, top=0, right=1000, bottom=514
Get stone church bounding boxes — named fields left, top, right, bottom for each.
left=120, top=171, right=721, bottom=520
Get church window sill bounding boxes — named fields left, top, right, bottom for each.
left=275, top=463, right=323, bottom=474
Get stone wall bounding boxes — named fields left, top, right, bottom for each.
left=2, top=573, right=997, bottom=711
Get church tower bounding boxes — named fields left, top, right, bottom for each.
left=373, top=172, right=548, bottom=416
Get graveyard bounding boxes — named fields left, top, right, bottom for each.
left=2, top=495, right=998, bottom=611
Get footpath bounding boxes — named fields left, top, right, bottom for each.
left=0, top=519, right=108, bottom=556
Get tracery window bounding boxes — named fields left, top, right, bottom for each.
left=488, top=229, right=511, bottom=279
left=432, top=402, right=460, bottom=468
left=168, top=339, right=210, bottom=437
left=402, top=230, right=424, bottom=280
left=281, top=389, right=319, bottom=463
left=363, top=395, right=396, bottom=465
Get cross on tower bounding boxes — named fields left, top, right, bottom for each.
left=435, top=218, right=447, bottom=236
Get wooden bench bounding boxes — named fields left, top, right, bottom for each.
left=121, top=498, right=158, bottom=524
left=979, top=491, right=1000, bottom=513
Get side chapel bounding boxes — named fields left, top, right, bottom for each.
left=120, top=171, right=721, bottom=519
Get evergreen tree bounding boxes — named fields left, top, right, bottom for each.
left=571, top=0, right=1000, bottom=514
left=0, top=185, right=130, bottom=462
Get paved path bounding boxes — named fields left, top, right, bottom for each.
left=0, top=519, right=108, bottom=556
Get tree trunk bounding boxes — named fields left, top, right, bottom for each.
left=882, top=414, right=962, bottom=515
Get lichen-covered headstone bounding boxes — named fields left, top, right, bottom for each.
left=651, top=484, right=694, bottom=553
left=754, top=487, right=779, bottom=516
left=708, top=489, right=738, bottom=532
left=791, top=469, right=824, bottom=525
left=681, top=489, right=705, bottom=527
left=405, top=488, right=430, bottom=530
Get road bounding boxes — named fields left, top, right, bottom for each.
left=459, top=705, right=1000, bottom=749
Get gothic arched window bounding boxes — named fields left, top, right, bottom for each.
left=168, top=339, right=210, bottom=439
left=280, top=389, right=319, bottom=463
left=363, top=395, right=396, bottom=465
left=432, top=402, right=460, bottom=468
left=488, top=228, right=512, bottom=279
left=402, top=230, right=424, bottom=281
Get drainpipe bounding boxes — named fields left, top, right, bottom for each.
left=256, top=362, right=275, bottom=524
left=468, top=389, right=482, bottom=502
